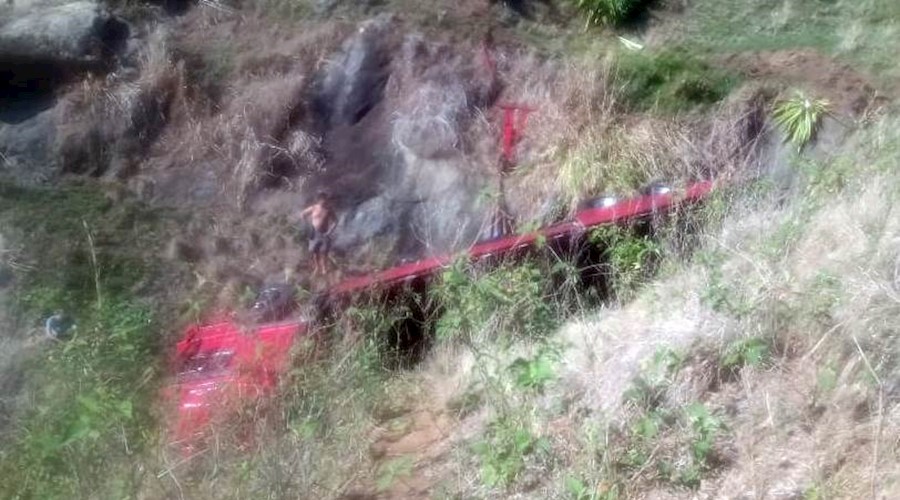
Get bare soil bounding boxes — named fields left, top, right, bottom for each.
left=720, top=49, right=888, bottom=116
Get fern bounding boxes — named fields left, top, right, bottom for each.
left=773, top=91, right=831, bottom=150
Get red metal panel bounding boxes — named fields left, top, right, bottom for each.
left=683, top=180, right=715, bottom=202
left=376, top=255, right=450, bottom=286
left=171, top=320, right=306, bottom=447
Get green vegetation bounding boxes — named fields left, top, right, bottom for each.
left=0, top=182, right=175, bottom=499
left=591, top=225, right=663, bottom=299
left=0, top=302, right=159, bottom=499
left=773, top=92, right=831, bottom=150
left=571, top=0, right=651, bottom=27
left=615, top=49, right=737, bottom=113
left=671, top=0, right=900, bottom=87
left=721, top=336, right=771, bottom=374
left=557, top=129, right=653, bottom=205
left=431, top=260, right=559, bottom=343
left=508, top=345, right=558, bottom=392
left=473, top=416, right=550, bottom=487
left=375, top=456, right=414, bottom=492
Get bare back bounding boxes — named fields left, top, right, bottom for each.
left=303, top=202, right=334, bottom=233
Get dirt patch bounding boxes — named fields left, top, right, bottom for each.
left=720, top=49, right=887, bottom=115
left=365, top=409, right=456, bottom=499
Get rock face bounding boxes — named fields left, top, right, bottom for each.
left=301, top=23, right=497, bottom=262
left=0, top=1, right=129, bottom=68
left=311, top=14, right=394, bottom=129
left=0, top=110, right=58, bottom=185
left=0, top=1, right=132, bottom=185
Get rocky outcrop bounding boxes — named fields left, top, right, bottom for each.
left=300, top=25, right=498, bottom=262
left=0, top=1, right=134, bottom=185
left=0, top=110, right=58, bottom=185
left=0, top=1, right=129, bottom=68
left=311, top=14, right=394, bottom=129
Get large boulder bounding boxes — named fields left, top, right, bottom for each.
left=310, top=14, right=395, bottom=129
left=300, top=24, right=496, bottom=263
left=0, top=109, right=58, bottom=185
left=0, top=1, right=129, bottom=67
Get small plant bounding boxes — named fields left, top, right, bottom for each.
left=376, top=456, right=414, bottom=493
left=473, top=418, right=550, bottom=488
left=678, top=403, right=723, bottom=487
left=565, top=475, right=620, bottom=500
left=432, top=260, right=557, bottom=343
left=572, top=0, right=650, bottom=27
left=721, top=337, right=771, bottom=374
left=624, top=347, right=683, bottom=411
left=699, top=250, right=754, bottom=318
left=508, top=346, right=559, bottom=391
left=773, top=92, right=831, bottom=150
left=591, top=226, right=664, bottom=299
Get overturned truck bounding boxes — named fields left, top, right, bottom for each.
left=166, top=181, right=715, bottom=449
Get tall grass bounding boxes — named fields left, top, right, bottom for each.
left=571, top=0, right=652, bottom=27
left=0, top=183, right=171, bottom=499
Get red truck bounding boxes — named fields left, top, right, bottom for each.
left=167, top=181, right=714, bottom=448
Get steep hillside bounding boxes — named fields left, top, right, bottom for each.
left=1, top=0, right=898, bottom=498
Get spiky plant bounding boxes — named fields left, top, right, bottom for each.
left=572, top=0, right=647, bottom=27
left=773, top=92, right=831, bottom=150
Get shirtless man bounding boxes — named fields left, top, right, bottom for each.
left=300, top=191, right=336, bottom=276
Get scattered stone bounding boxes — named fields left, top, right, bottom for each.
left=44, top=313, right=76, bottom=341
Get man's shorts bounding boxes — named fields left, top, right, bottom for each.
left=309, top=231, right=331, bottom=255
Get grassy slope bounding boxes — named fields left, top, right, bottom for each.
left=1, top=0, right=898, bottom=498
left=0, top=182, right=191, bottom=499
left=667, top=0, right=900, bottom=88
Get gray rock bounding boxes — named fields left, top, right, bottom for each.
left=0, top=1, right=129, bottom=67
left=300, top=21, right=494, bottom=263
left=311, top=14, right=394, bottom=129
left=392, top=81, right=468, bottom=159
left=0, top=109, right=59, bottom=185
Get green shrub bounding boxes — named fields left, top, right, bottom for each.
left=473, top=417, right=550, bottom=487
left=590, top=226, right=663, bottom=299
left=0, top=182, right=171, bottom=499
left=571, top=0, right=651, bottom=27
left=508, top=345, right=559, bottom=392
left=773, top=91, right=831, bottom=150
left=721, top=337, right=771, bottom=374
left=679, top=403, right=723, bottom=487
left=616, top=49, right=736, bottom=113
left=0, top=301, right=161, bottom=499
left=431, top=260, right=557, bottom=343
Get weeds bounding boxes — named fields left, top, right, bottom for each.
left=0, top=182, right=178, bottom=499
left=557, top=128, right=652, bottom=205
left=624, top=347, right=683, bottom=411
left=615, top=49, right=736, bottom=113
left=473, top=416, right=550, bottom=488
left=571, top=0, right=652, bottom=27
left=773, top=92, right=831, bottom=150
left=591, top=225, right=663, bottom=300
left=508, top=344, right=559, bottom=392
left=566, top=475, right=620, bottom=499
left=721, top=336, right=771, bottom=374
left=376, top=456, right=414, bottom=492
left=431, top=260, right=558, bottom=344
